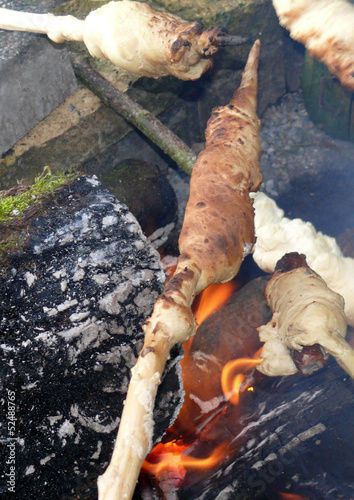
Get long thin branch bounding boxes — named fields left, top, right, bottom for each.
left=69, top=51, right=197, bottom=175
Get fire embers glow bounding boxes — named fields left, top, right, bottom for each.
left=278, top=492, right=308, bottom=500
left=141, top=277, right=270, bottom=495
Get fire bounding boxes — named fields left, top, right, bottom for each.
left=278, top=493, right=308, bottom=500
left=221, top=352, right=262, bottom=404
left=182, top=280, right=238, bottom=371
left=141, top=279, right=261, bottom=492
left=142, top=441, right=189, bottom=479
left=143, top=440, right=230, bottom=481
left=193, top=281, right=237, bottom=326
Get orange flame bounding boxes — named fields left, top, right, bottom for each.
left=143, top=440, right=230, bottom=480
left=142, top=441, right=188, bottom=479
left=221, top=351, right=262, bottom=404
left=182, top=280, right=238, bottom=367
left=193, top=281, right=237, bottom=327
left=141, top=280, right=260, bottom=488
left=278, top=493, right=308, bottom=500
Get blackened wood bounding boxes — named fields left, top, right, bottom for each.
left=179, top=355, right=354, bottom=500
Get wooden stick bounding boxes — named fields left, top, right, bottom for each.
left=98, top=39, right=262, bottom=500
left=69, top=52, right=197, bottom=175
left=0, top=8, right=84, bottom=42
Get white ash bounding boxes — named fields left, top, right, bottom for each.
left=58, top=419, right=76, bottom=438
left=24, top=465, right=35, bottom=476
left=70, top=404, right=120, bottom=434
left=148, top=221, right=176, bottom=248
left=24, top=271, right=36, bottom=287
left=189, top=393, right=225, bottom=414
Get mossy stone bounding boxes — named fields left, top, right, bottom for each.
left=302, top=51, right=354, bottom=142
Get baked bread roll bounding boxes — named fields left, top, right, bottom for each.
left=251, top=191, right=354, bottom=326
left=257, top=252, right=354, bottom=379
left=0, top=0, right=250, bottom=80
left=98, top=40, right=262, bottom=500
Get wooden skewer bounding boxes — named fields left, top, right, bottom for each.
left=0, top=8, right=84, bottom=42
left=98, top=39, right=262, bottom=500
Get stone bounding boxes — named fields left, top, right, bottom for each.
left=0, top=176, right=184, bottom=498
left=0, top=0, right=77, bottom=156
left=100, top=159, right=178, bottom=246
left=301, top=51, right=354, bottom=142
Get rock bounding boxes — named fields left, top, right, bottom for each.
left=99, top=159, right=178, bottom=246
left=0, top=0, right=77, bottom=156
left=301, top=51, right=354, bottom=142
left=0, top=176, right=183, bottom=498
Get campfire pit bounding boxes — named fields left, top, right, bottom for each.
left=0, top=2, right=353, bottom=499
left=137, top=260, right=354, bottom=500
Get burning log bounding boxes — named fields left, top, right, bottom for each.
left=257, top=252, right=354, bottom=379
left=271, top=0, right=354, bottom=91
left=176, top=277, right=271, bottom=439
left=251, top=191, right=354, bottom=327
left=97, top=39, right=262, bottom=499
left=139, top=276, right=354, bottom=499
left=175, top=358, right=354, bottom=500
left=0, top=0, right=251, bottom=80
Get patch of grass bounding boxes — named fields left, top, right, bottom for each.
left=0, top=167, right=79, bottom=224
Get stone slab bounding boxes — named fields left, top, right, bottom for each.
left=0, top=0, right=77, bottom=155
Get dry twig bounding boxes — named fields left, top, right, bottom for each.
left=69, top=51, right=197, bottom=175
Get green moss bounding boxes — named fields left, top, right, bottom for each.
left=0, top=168, right=79, bottom=224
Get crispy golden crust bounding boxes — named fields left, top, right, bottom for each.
left=179, top=40, right=262, bottom=291
left=272, top=0, right=354, bottom=91
left=83, top=1, right=222, bottom=79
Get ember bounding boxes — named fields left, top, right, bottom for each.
left=138, top=272, right=354, bottom=500
left=140, top=278, right=265, bottom=493
left=278, top=492, right=308, bottom=500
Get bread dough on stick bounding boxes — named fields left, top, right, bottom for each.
left=97, top=39, right=262, bottom=500
left=257, top=252, right=354, bottom=379
left=272, top=0, right=354, bottom=91
left=251, top=191, right=354, bottom=326
left=0, top=0, right=251, bottom=80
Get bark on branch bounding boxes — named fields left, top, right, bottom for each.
left=69, top=51, right=197, bottom=175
